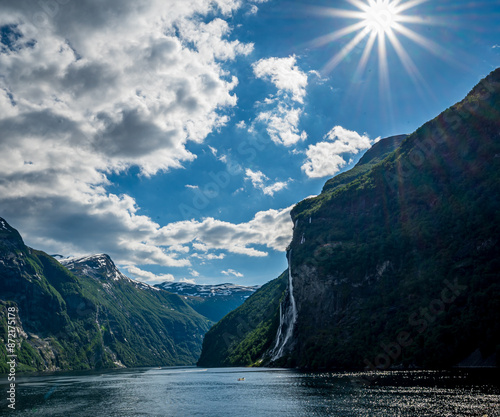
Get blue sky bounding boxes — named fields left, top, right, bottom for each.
left=0, top=0, right=499, bottom=285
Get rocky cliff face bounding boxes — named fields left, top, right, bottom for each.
left=0, top=220, right=211, bottom=372
left=274, top=68, right=500, bottom=369
left=199, top=68, right=500, bottom=370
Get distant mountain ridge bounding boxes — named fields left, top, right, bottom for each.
left=156, top=282, right=259, bottom=298
left=157, top=282, right=260, bottom=322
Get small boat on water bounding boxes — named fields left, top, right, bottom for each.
left=237, top=378, right=245, bottom=381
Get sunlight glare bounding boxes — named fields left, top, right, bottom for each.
left=310, top=0, right=440, bottom=98
left=363, top=1, right=398, bottom=35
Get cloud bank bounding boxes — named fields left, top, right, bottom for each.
left=0, top=0, right=292, bottom=270
left=152, top=205, right=294, bottom=259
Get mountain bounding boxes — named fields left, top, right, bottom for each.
left=155, top=282, right=260, bottom=322
left=61, top=254, right=157, bottom=290
left=198, top=68, right=500, bottom=370
left=197, top=272, right=286, bottom=367
left=0, top=220, right=211, bottom=373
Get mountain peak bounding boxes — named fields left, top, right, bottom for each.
left=357, top=134, right=408, bottom=166
left=61, top=253, right=127, bottom=282
left=321, top=134, right=408, bottom=194
left=0, top=217, right=26, bottom=252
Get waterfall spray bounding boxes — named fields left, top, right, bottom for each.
left=271, top=250, right=297, bottom=361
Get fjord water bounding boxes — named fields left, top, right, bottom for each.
left=1, top=368, right=499, bottom=416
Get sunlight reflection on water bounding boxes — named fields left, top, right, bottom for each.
left=1, top=368, right=498, bottom=417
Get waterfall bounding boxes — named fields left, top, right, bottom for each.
left=271, top=250, right=298, bottom=361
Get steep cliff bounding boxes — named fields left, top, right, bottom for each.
left=0, top=219, right=211, bottom=372
left=199, top=68, right=500, bottom=370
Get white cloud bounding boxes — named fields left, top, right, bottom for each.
left=193, top=241, right=210, bottom=252
left=152, top=205, right=294, bottom=257
left=0, top=0, right=259, bottom=268
left=191, top=253, right=226, bottom=260
left=207, top=253, right=226, bottom=260
left=177, top=17, right=254, bottom=62
left=246, top=0, right=270, bottom=15
left=253, top=55, right=308, bottom=103
left=186, top=184, right=199, bottom=189
left=244, top=169, right=290, bottom=196
left=189, top=269, right=200, bottom=277
left=251, top=55, right=308, bottom=146
left=127, top=266, right=175, bottom=284
left=247, top=5, right=260, bottom=15
left=302, top=126, right=376, bottom=178
left=493, top=45, right=500, bottom=49
left=221, top=269, right=244, bottom=278
left=245, top=169, right=268, bottom=188
left=179, top=278, right=196, bottom=285
left=256, top=105, right=308, bottom=146
left=301, top=142, right=351, bottom=179
left=262, top=181, right=289, bottom=196
left=168, top=244, right=191, bottom=254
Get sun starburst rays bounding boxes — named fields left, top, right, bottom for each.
left=310, top=21, right=368, bottom=49
left=353, top=30, right=377, bottom=81
left=323, top=27, right=372, bottom=73
left=313, top=0, right=438, bottom=95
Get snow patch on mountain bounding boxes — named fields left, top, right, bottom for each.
left=60, top=254, right=159, bottom=291
left=156, top=282, right=260, bottom=298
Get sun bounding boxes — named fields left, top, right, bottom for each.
left=310, top=0, right=445, bottom=93
left=363, top=1, right=399, bottom=35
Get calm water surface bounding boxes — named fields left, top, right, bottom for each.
left=1, top=368, right=499, bottom=416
